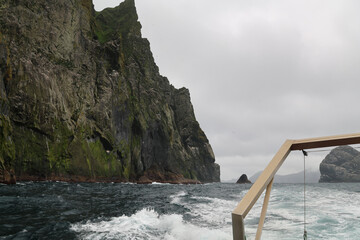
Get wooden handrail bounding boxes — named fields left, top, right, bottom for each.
left=291, top=133, right=360, bottom=150
left=232, top=132, right=360, bottom=240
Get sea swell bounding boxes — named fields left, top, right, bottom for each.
left=1, top=182, right=360, bottom=239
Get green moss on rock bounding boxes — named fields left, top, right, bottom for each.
left=94, top=0, right=141, bottom=43
left=0, top=116, right=15, bottom=171
left=12, top=124, right=49, bottom=177
left=47, top=121, right=72, bottom=173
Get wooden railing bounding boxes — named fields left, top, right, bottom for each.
left=232, top=133, right=360, bottom=240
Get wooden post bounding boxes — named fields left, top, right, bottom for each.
left=255, top=177, right=274, bottom=240
left=232, top=213, right=245, bottom=240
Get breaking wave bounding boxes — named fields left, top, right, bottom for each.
left=71, top=208, right=231, bottom=240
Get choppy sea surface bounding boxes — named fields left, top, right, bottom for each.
left=1, top=182, right=360, bottom=239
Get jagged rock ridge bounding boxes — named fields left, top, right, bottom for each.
left=319, top=146, right=360, bottom=182
left=0, top=0, right=220, bottom=183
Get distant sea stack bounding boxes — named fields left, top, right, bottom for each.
left=319, top=146, right=360, bottom=182
left=0, top=0, right=220, bottom=183
left=236, top=174, right=251, bottom=184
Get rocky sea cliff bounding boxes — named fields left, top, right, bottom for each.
left=0, top=0, right=220, bottom=183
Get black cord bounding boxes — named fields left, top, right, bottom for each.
left=302, top=150, right=307, bottom=240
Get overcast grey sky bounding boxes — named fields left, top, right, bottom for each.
left=93, top=0, right=360, bottom=181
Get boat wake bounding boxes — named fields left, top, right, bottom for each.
left=71, top=208, right=231, bottom=240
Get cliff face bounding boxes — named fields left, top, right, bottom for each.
left=319, top=146, right=360, bottom=182
left=0, top=0, right=220, bottom=183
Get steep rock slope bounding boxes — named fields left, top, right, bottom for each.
left=319, top=146, right=360, bottom=182
left=0, top=0, right=220, bottom=183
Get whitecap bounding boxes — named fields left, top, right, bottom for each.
left=170, top=191, right=187, bottom=205
left=16, top=182, right=27, bottom=185
left=71, top=208, right=231, bottom=240
left=120, top=182, right=135, bottom=185
left=185, top=196, right=237, bottom=228
left=151, top=182, right=170, bottom=185
left=55, top=181, right=68, bottom=184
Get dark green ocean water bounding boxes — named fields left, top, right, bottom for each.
left=1, top=182, right=360, bottom=239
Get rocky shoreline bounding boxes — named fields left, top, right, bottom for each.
left=1, top=177, right=201, bottom=185
left=2, top=170, right=202, bottom=185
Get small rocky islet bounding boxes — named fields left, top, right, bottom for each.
left=319, top=145, right=360, bottom=182
left=236, top=174, right=251, bottom=184
left=0, top=0, right=219, bottom=184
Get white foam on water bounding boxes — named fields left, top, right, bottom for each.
left=169, top=191, right=187, bottom=205
left=16, top=182, right=27, bottom=185
left=55, top=181, right=69, bottom=183
left=168, top=190, right=236, bottom=237
left=186, top=196, right=237, bottom=228
left=72, top=184, right=360, bottom=240
left=245, top=184, right=360, bottom=239
left=151, top=182, right=170, bottom=185
left=120, top=182, right=135, bottom=185
left=71, top=208, right=231, bottom=240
